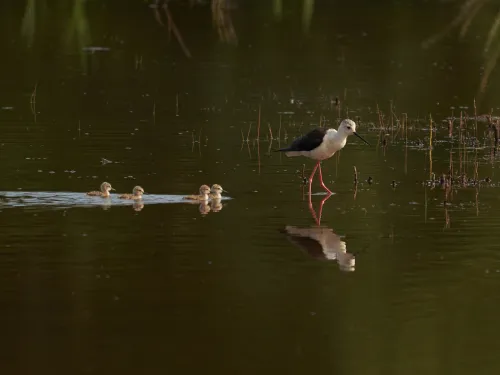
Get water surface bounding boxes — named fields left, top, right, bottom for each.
left=1, top=1, right=500, bottom=374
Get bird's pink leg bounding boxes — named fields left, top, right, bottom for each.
left=316, top=193, right=332, bottom=224
left=308, top=195, right=320, bottom=225
left=308, top=190, right=333, bottom=226
left=308, top=186, right=319, bottom=225
left=308, top=161, right=320, bottom=196
left=318, top=162, right=333, bottom=194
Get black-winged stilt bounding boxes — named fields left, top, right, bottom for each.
left=275, top=119, right=369, bottom=194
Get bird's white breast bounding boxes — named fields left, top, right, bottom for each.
left=308, top=136, right=346, bottom=160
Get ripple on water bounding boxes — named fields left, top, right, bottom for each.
left=0, top=191, right=232, bottom=210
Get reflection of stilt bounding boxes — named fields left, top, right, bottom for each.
left=283, top=225, right=355, bottom=272
left=308, top=192, right=332, bottom=226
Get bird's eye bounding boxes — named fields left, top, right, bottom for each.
left=346, top=126, right=351, bottom=130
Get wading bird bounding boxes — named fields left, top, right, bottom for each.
left=275, top=119, right=369, bottom=195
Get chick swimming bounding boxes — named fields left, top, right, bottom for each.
left=86, top=182, right=114, bottom=197
left=119, top=186, right=145, bottom=200
left=183, top=185, right=211, bottom=201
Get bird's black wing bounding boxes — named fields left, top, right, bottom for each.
left=276, top=128, right=327, bottom=152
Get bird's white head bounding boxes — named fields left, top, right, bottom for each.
left=337, top=119, right=357, bottom=135
left=337, top=119, right=370, bottom=145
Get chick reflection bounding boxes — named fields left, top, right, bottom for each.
left=283, top=225, right=355, bottom=272
left=210, top=198, right=223, bottom=212
left=199, top=201, right=211, bottom=215
left=133, top=201, right=144, bottom=212
left=100, top=198, right=112, bottom=211
left=197, top=199, right=224, bottom=216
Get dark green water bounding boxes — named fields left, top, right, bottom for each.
left=1, top=1, right=500, bottom=374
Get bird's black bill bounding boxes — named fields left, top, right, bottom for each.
left=353, top=132, right=370, bottom=146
